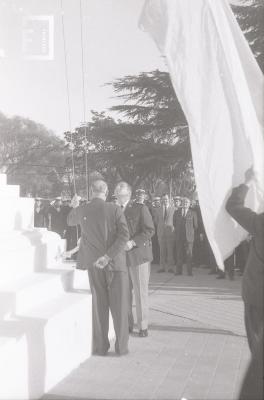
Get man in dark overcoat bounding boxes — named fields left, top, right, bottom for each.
left=67, top=180, right=130, bottom=356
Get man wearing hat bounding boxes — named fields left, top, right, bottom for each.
left=173, top=196, right=182, bottom=211
left=34, top=197, right=46, bottom=228
left=154, top=194, right=176, bottom=273
left=48, top=197, right=66, bottom=237
left=135, top=188, right=146, bottom=205
left=150, top=196, right=161, bottom=265
left=114, top=183, right=155, bottom=337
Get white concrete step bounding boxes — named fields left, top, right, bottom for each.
left=0, top=270, right=75, bottom=318
left=55, top=260, right=90, bottom=291
left=0, top=197, right=34, bottom=231
left=0, top=230, right=65, bottom=283
left=0, top=292, right=93, bottom=400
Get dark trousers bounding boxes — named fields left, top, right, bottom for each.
left=244, top=303, right=263, bottom=354
left=88, top=267, right=129, bottom=355
left=239, top=329, right=263, bottom=400
left=175, top=237, right=185, bottom=274
left=175, top=238, right=193, bottom=275
left=240, top=305, right=263, bottom=400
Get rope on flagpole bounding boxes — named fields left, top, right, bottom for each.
left=60, top=0, right=76, bottom=194
left=79, top=0, right=90, bottom=201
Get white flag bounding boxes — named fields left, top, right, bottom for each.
left=140, top=0, right=264, bottom=268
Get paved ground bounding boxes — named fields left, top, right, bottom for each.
left=44, top=266, right=250, bottom=400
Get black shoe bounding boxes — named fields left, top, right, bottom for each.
left=174, top=272, right=182, bottom=276
left=92, top=350, right=108, bottom=356
left=168, top=269, right=174, bottom=273
left=129, top=327, right=133, bottom=334
left=216, top=274, right=225, bottom=279
left=208, top=270, right=217, bottom=275
left=157, top=269, right=165, bottom=273
left=138, top=329, right=148, bottom=337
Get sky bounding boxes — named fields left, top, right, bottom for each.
left=0, top=0, right=165, bottom=135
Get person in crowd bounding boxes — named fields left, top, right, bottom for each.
left=34, top=197, right=46, bottom=228
left=109, top=194, right=119, bottom=205
left=68, top=180, right=130, bottom=356
left=135, top=188, right=146, bottom=205
left=154, top=194, right=175, bottom=273
left=173, top=196, right=181, bottom=211
left=62, top=198, right=79, bottom=256
left=150, top=196, right=161, bottom=264
left=80, top=198, right=88, bottom=206
left=48, top=197, right=66, bottom=238
left=173, top=197, right=198, bottom=276
left=226, top=168, right=263, bottom=400
left=189, top=199, right=199, bottom=269
left=114, top=183, right=154, bottom=338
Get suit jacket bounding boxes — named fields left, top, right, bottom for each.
left=154, top=205, right=175, bottom=239
left=173, top=208, right=198, bottom=243
left=124, top=201, right=155, bottom=267
left=173, top=209, right=186, bottom=243
left=67, top=198, right=129, bottom=271
left=226, top=184, right=264, bottom=308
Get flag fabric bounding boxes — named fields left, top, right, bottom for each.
left=140, top=0, right=264, bottom=269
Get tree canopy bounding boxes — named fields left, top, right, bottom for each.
left=0, top=113, right=67, bottom=197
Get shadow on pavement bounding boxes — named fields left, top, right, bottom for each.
left=148, top=323, right=244, bottom=337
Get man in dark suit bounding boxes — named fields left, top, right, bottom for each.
left=114, top=183, right=155, bottom=338
left=173, top=197, right=197, bottom=275
left=154, top=194, right=176, bottom=273
left=67, top=180, right=130, bottom=356
left=226, top=168, right=263, bottom=354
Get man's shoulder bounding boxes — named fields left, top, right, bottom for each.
left=125, top=202, right=145, bottom=217
left=132, top=202, right=150, bottom=213
left=104, top=201, right=121, bottom=215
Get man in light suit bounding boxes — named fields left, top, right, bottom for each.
left=154, top=194, right=175, bottom=273
left=67, top=180, right=130, bottom=356
left=114, top=183, right=154, bottom=338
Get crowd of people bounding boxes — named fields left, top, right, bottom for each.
left=34, top=190, right=250, bottom=280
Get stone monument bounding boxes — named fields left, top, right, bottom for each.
left=0, top=174, right=93, bottom=399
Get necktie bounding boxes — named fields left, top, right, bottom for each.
left=164, top=206, right=168, bottom=221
